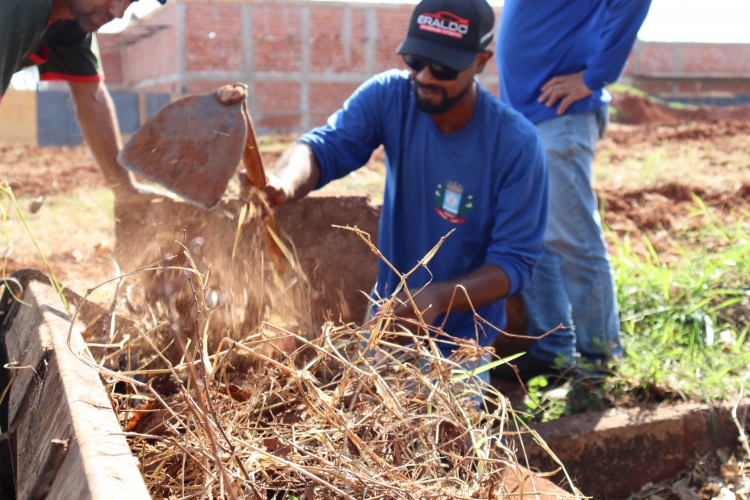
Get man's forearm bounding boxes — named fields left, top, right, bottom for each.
left=68, top=81, right=135, bottom=195
left=397, top=264, right=511, bottom=325
left=273, top=142, right=322, bottom=204
left=432, top=264, right=510, bottom=314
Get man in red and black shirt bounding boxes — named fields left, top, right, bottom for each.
left=1, top=0, right=166, bottom=202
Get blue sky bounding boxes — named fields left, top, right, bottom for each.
left=103, top=0, right=750, bottom=44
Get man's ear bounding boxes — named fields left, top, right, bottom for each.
left=474, top=51, right=494, bottom=75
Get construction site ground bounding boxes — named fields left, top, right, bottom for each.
left=3, top=126, right=749, bottom=285
left=2, top=91, right=750, bottom=407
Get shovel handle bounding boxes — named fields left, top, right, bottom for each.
left=218, top=84, right=287, bottom=273
left=216, top=83, right=267, bottom=191
left=241, top=103, right=268, bottom=191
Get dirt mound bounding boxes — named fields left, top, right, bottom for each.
left=0, top=145, right=103, bottom=198
left=612, top=92, right=682, bottom=126
left=611, top=91, right=750, bottom=127
left=599, top=182, right=750, bottom=256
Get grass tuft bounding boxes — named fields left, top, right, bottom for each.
left=0, top=183, right=68, bottom=311
left=520, top=198, right=750, bottom=421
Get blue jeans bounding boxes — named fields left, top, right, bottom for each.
left=524, top=106, right=622, bottom=366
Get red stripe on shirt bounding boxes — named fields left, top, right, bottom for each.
left=28, top=46, right=50, bottom=65
left=39, top=72, right=104, bottom=83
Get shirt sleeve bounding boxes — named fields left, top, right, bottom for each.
left=38, top=22, right=103, bottom=83
left=298, top=74, right=388, bottom=189
left=583, top=0, right=652, bottom=92
left=0, top=0, right=49, bottom=97
left=484, top=129, right=549, bottom=297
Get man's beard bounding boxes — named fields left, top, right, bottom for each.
left=413, top=81, right=472, bottom=115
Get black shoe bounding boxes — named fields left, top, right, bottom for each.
left=492, top=352, right=563, bottom=383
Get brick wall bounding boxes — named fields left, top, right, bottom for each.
left=98, top=34, right=123, bottom=84
left=106, top=0, right=501, bottom=133
left=105, top=1, right=750, bottom=132
left=116, top=6, right=180, bottom=94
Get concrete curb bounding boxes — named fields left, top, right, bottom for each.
left=0, top=275, right=150, bottom=500
left=524, top=401, right=750, bottom=499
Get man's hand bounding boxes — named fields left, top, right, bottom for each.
left=392, top=284, right=449, bottom=335
left=261, top=173, right=291, bottom=208
left=239, top=143, right=321, bottom=208
left=238, top=170, right=290, bottom=208
left=538, top=70, right=593, bottom=115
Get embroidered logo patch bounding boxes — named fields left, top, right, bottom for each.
left=435, top=182, right=473, bottom=224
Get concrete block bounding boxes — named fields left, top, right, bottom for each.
left=145, top=93, right=171, bottom=118
left=523, top=402, right=750, bottom=499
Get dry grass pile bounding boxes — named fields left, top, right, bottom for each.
left=68, top=229, right=578, bottom=499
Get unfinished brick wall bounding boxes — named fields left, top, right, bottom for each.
left=100, top=7, right=179, bottom=93
left=98, top=34, right=123, bottom=84
left=103, top=1, right=750, bottom=132
left=104, top=0, right=500, bottom=132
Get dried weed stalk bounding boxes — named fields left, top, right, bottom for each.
left=69, top=227, right=580, bottom=499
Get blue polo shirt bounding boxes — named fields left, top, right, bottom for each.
left=299, top=69, right=548, bottom=350
left=497, top=0, right=652, bottom=123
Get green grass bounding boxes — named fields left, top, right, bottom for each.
left=520, top=198, right=750, bottom=422
left=614, top=199, right=750, bottom=396
left=608, top=83, right=649, bottom=99
left=607, top=83, right=698, bottom=111
left=0, top=187, right=114, bottom=260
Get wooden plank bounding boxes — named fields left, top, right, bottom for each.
left=2, top=279, right=149, bottom=500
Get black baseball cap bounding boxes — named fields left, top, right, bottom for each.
left=396, top=0, right=495, bottom=71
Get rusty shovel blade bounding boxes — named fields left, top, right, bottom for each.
left=117, top=91, right=247, bottom=210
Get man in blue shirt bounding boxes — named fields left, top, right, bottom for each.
left=260, top=0, right=548, bottom=371
left=494, top=0, right=652, bottom=381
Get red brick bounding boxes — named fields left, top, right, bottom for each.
left=309, top=7, right=367, bottom=74
left=255, top=81, right=300, bottom=113
left=101, top=2, right=750, bottom=133
left=98, top=33, right=122, bottom=83
left=185, top=3, right=243, bottom=72
left=309, top=82, right=359, bottom=114
left=374, top=7, right=412, bottom=73
left=251, top=4, right=302, bottom=73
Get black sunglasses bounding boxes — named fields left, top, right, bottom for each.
left=402, top=54, right=460, bottom=81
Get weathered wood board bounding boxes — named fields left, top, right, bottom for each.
left=0, top=275, right=149, bottom=500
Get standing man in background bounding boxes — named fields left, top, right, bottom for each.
left=494, top=0, right=652, bottom=381
left=0, top=0, right=167, bottom=203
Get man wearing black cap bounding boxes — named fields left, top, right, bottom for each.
left=0, top=0, right=168, bottom=203
left=262, top=0, right=548, bottom=380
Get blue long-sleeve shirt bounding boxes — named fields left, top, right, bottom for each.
left=497, top=0, right=652, bottom=124
left=299, top=70, right=548, bottom=351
